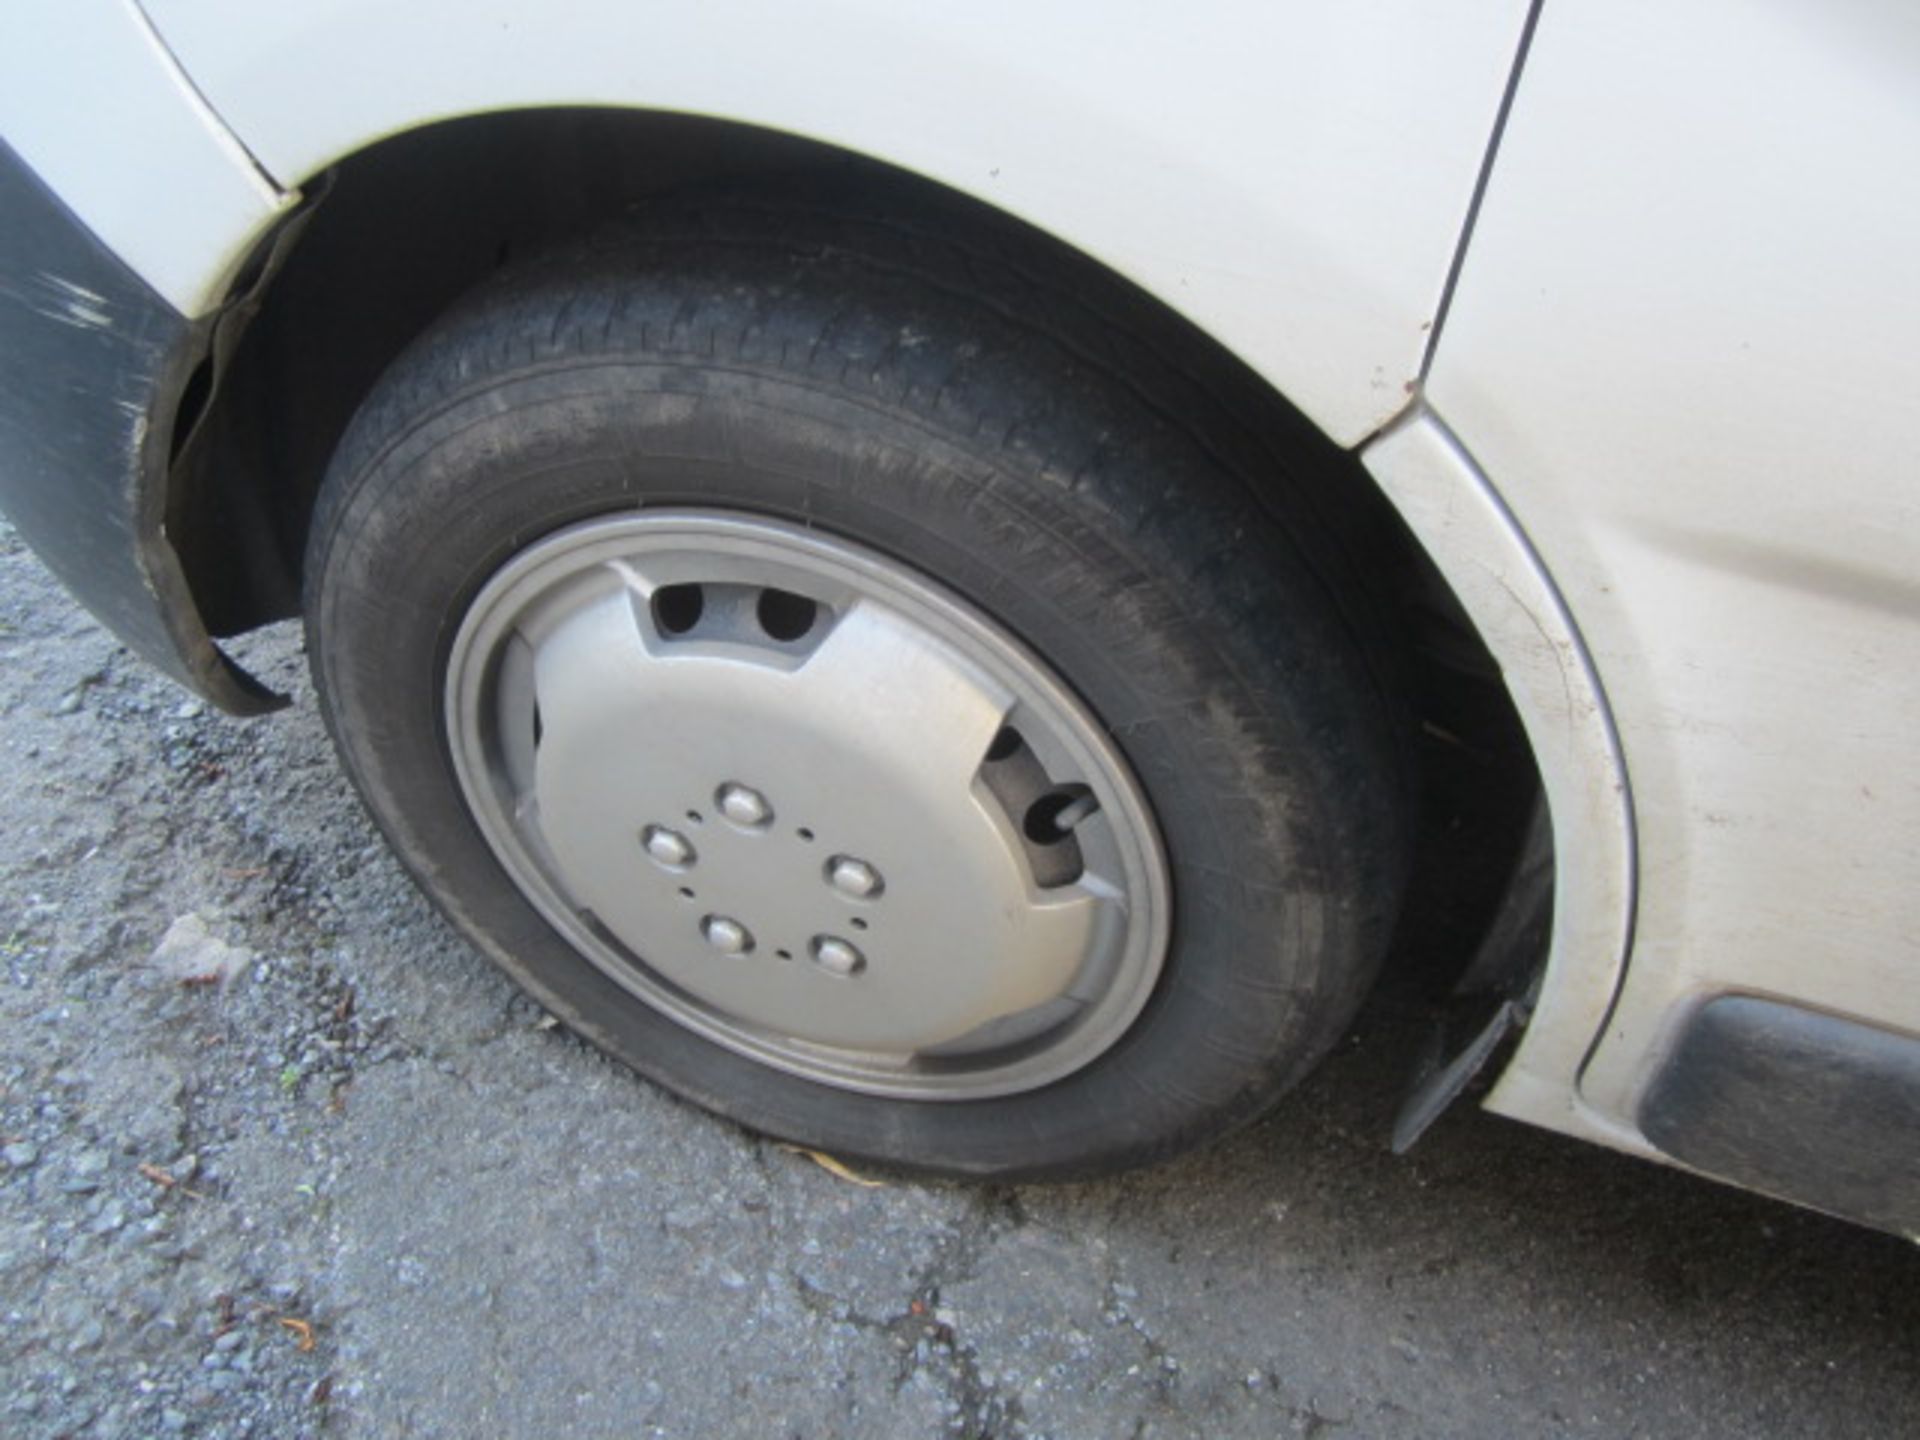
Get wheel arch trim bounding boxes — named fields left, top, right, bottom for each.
left=1362, top=407, right=1648, bottom=1156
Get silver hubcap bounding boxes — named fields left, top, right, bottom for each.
left=444, top=510, right=1170, bottom=1099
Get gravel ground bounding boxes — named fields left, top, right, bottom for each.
left=1, top=514, right=1917, bottom=1440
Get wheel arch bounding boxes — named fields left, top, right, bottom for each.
left=168, top=104, right=1553, bottom=1012
left=170, top=105, right=1428, bottom=644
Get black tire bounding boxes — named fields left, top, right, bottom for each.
left=305, top=191, right=1409, bottom=1179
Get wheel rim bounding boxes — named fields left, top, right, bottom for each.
left=444, top=510, right=1171, bottom=1100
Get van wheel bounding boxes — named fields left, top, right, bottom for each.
left=304, top=198, right=1408, bottom=1178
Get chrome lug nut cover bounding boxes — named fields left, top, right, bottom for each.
left=717, top=783, right=773, bottom=828
left=811, top=936, right=865, bottom=977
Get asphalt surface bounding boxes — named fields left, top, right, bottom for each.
left=2, top=514, right=1916, bottom=1440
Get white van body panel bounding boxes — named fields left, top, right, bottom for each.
left=0, top=0, right=285, bottom=312
left=1426, top=0, right=1920, bottom=1132
left=137, top=0, right=1530, bottom=445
